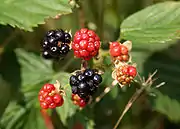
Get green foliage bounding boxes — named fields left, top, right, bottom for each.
left=51, top=73, right=78, bottom=125
left=0, top=49, right=77, bottom=128
left=0, top=0, right=72, bottom=31
left=120, top=1, right=180, bottom=44
left=153, top=91, right=180, bottom=122
left=0, top=0, right=180, bottom=129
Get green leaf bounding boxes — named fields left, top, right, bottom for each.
left=0, top=50, right=21, bottom=117
left=52, top=72, right=78, bottom=126
left=0, top=48, right=55, bottom=128
left=0, top=101, right=46, bottom=129
left=120, top=1, right=180, bottom=44
left=0, top=0, right=72, bottom=31
left=152, top=92, right=180, bottom=122
left=142, top=40, right=180, bottom=122
left=0, top=76, right=11, bottom=118
left=15, top=48, right=54, bottom=87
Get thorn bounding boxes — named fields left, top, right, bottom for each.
left=112, top=80, right=118, bottom=86
left=149, top=92, right=156, bottom=97
left=98, top=70, right=104, bottom=75
left=145, top=70, right=158, bottom=84
left=155, top=82, right=165, bottom=88
left=119, top=83, right=125, bottom=88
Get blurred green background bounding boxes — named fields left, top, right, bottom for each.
left=0, top=0, right=180, bottom=129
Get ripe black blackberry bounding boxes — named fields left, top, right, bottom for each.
left=41, top=29, right=72, bottom=59
left=69, top=68, right=102, bottom=106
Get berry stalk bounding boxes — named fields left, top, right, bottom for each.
left=40, top=109, right=54, bottom=129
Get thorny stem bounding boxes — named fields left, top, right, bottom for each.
left=95, top=84, right=115, bottom=103
left=113, top=86, right=145, bottom=129
left=113, top=71, right=160, bottom=129
left=40, top=109, right=54, bottom=129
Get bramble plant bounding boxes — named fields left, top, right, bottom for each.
left=0, top=0, right=180, bottom=129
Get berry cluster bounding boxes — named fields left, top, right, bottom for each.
left=71, top=94, right=89, bottom=107
left=69, top=69, right=102, bottom=107
left=109, top=42, right=129, bottom=62
left=41, top=29, right=71, bottom=59
left=38, top=83, right=64, bottom=109
left=112, top=63, right=137, bottom=87
left=72, top=28, right=101, bottom=60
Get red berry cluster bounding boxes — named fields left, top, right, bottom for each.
left=114, top=64, right=137, bottom=86
left=110, top=40, right=137, bottom=87
left=38, top=83, right=64, bottom=109
left=71, top=94, right=88, bottom=108
left=109, top=42, right=129, bottom=62
left=72, top=28, right=101, bottom=60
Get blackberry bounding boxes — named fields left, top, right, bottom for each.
left=84, top=69, right=94, bottom=78
left=72, top=86, right=78, bottom=94
left=78, top=92, right=88, bottom=99
left=78, top=82, right=89, bottom=93
left=89, top=85, right=97, bottom=95
left=93, top=74, right=102, bottom=84
left=55, top=29, right=65, bottom=41
left=48, top=37, right=58, bottom=44
left=70, top=75, right=79, bottom=85
left=86, top=80, right=94, bottom=87
left=60, top=44, right=70, bottom=55
left=46, top=30, right=56, bottom=37
left=41, top=29, right=71, bottom=60
left=77, top=74, right=86, bottom=81
left=42, top=51, right=52, bottom=59
left=69, top=68, right=102, bottom=107
left=42, top=39, right=49, bottom=49
left=64, top=32, right=71, bottom=43
left=49, top=46, right=60, bottom=57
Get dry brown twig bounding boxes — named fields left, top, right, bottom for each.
left=113, top=70, right=165, bottom=129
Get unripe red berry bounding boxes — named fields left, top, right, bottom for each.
left=38, top=95, right=44, bottom=102
left=53, top=94, right=63, bottom=104
left=72, top=28, right=101, bottom=60
left=79, top=99, right=86, bottom=107
left=110, top=42, right=120, bottom=49
left=49, top=102, right=56, bottom=109
left=56, top=98, right=64, bottom=107
left=114, top=64, right=137, bottom=86
left=110, top=46, right=121, bottom=57
left=44, top=96, right=53, bottom=105
left=40, top=102, right=48, bottom=109
left=128, top=66, right=137, bottom=77
left=43, top=84, right=55, bottom=92
left=120, top=45, right=128, bottom=55
left=38, top=83, right=64, bottom=109
left=109, top=42, right=130, bottom=62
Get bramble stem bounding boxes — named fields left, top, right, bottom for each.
left=40, top=109, right=54, bottom=129
left=81, top=60, right=88, bottom=70
left=113, top=71, right=158, bottom=129
left=113, top=86, right=145, bottom=129
left=95, top=84, right=115, bottom=103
